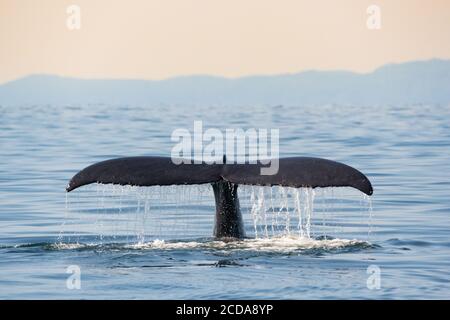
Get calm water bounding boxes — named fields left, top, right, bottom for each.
left=0, top=103, right=449, bottom=299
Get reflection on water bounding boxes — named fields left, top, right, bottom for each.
left=0, top=104, right=449, bottom=299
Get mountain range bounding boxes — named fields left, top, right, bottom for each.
left=1, top=59, right=449, bottom=106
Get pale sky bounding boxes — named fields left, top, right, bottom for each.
left=1, top=0, right=450, bottom=84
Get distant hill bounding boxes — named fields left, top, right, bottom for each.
left=1, top=59, right=449, bottom=106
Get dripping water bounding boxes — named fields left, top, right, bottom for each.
left=61, top=184, right=374, bottom=246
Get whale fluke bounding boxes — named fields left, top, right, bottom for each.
left=67, top=156, right=372, bottom=195
left=66, top=156, right=372, bottom=239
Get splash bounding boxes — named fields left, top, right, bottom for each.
left=48, top=236, right=372, bottom=254
left=126, top=236, right=371, bottom=253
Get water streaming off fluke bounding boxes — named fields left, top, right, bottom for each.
left=60, top=184, right=373, bottom=251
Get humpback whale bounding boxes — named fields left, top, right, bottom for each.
left=66, top=156, right=373, bottom=239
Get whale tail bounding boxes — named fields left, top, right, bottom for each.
left=66, top=156, right=373, bottom=239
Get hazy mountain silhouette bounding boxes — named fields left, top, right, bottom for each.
left=1, top=59, right=449, bottom=105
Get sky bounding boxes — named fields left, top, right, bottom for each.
left=1, top=0, right=450, bottom=84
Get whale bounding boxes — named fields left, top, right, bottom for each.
left=66, top=156, right=373, bottom=239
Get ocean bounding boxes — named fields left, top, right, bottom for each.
left=0, top=103, right=449, bottom=299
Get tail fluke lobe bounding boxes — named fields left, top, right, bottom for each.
left=222, top=157, right=373, bottom=195
left=66, top=156, right=222, bottom=192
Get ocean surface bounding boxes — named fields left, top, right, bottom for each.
left=0, top=103, right=449, bottom=299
